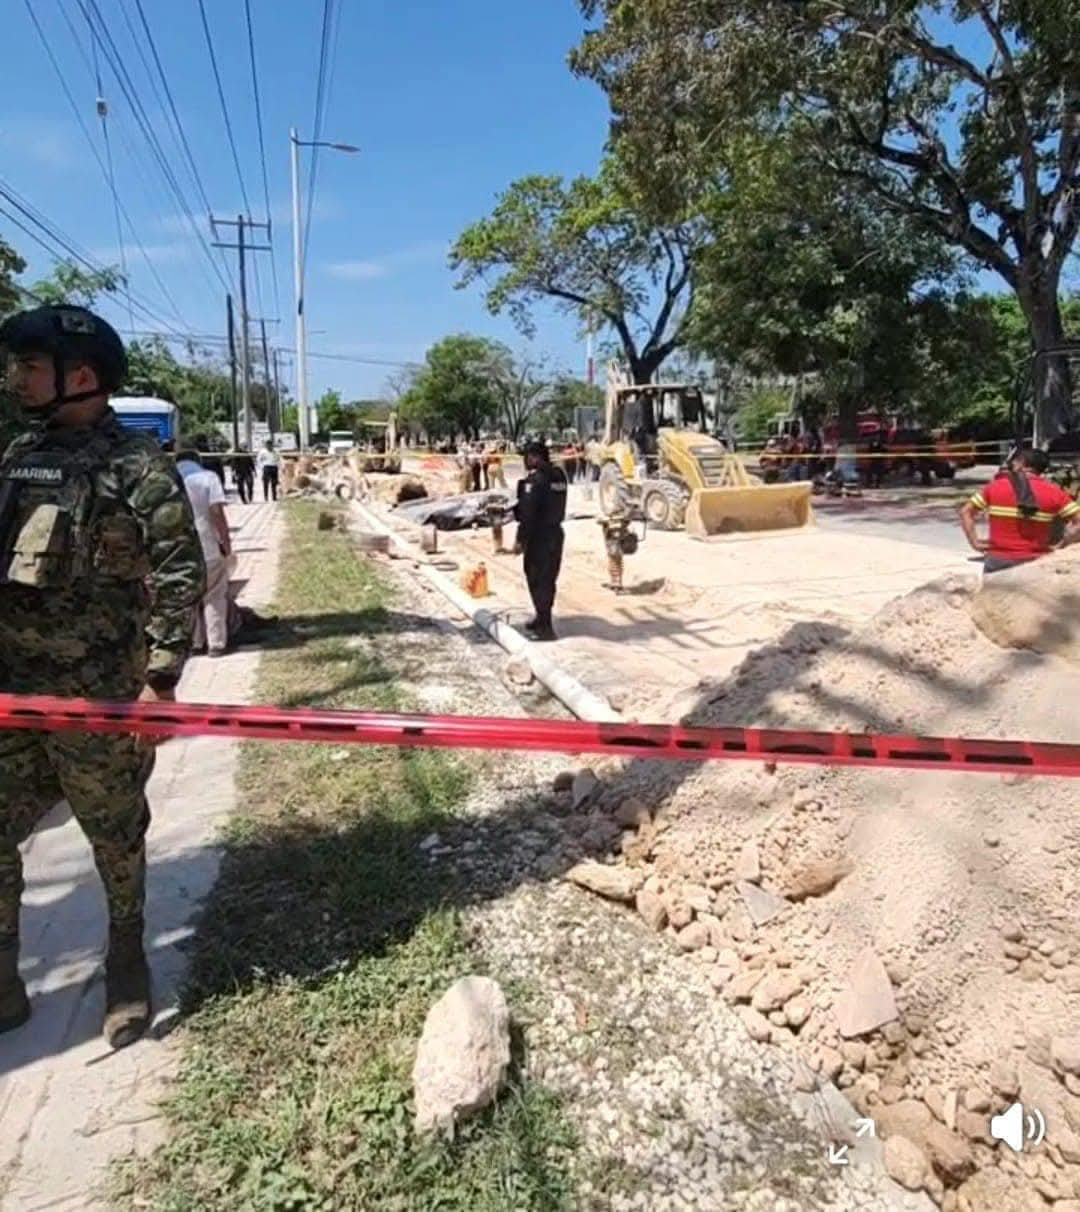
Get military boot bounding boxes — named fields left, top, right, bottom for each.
left=104, top=921, right=150, bottom=1049
left=0, top=940, right=30, bottom=1033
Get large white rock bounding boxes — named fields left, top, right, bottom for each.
left=412, top=976, right=511, bottom=1135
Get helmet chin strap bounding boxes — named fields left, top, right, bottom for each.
left=21, top=357, right=103, bottom=423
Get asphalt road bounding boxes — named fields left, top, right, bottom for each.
left=813, top=469, right=984, bottom=556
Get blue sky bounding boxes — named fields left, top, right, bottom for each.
left=2, top=1, right=610, bottom=400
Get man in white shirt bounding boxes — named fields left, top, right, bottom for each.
left=176, top=450, right=233, bottom=656
left=257, top=439, right=280, bottom=502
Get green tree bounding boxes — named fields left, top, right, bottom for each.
left=451, top=164, right=704, bottom=384
left=574, top=0, right=1080, bottom=440
left=489, top=350, right=548, bottom=441
left=315, top=388, right=349, bottom=432
left=0, top=238, right=27, bottom=317
left=684, top=136, right=963, bottom=436
left=734, top=383, right=795, bottom=446
left=31, top=260, right=123, bottom=308
left=0, top=238, right=29, bottom=450
left=124, top=337, right=232, bottom=436
left=538, top=376, right=605, bottom=434
left=399, top=335, right=505, bottom=439
left=347, top=398, right=393, bottom=422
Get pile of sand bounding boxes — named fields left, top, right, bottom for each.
left=972, top=546, right=1080, bottom=665
left=591, top=552, right=1080, bottom=1207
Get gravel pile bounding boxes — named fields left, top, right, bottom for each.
left=580, top=559, right=1080, bottom=1210
left=370, top=547, right=927, bottom=1211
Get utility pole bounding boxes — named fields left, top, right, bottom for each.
left=211, top=214, right=271, bottom=449
left=290, top=128, right=359, bottom=450
left=272, top=348, right=282, bottom=433
left=260, top=318, right=274, bottom=435
left=226, top=294, right=239, bottom=451
left=586, top=313, right=595, bottom=387
left=290, top=128, right=309, bottom=450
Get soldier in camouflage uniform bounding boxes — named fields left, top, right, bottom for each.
left=0, top=305, right=205, bottom=1048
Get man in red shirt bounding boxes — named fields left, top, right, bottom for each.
left=960, top=447, right=1080, bottom=573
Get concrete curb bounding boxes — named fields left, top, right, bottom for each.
left=349, top=499, right=620, bottom=724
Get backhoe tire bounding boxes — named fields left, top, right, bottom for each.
left=642, top=481, right=688, bottom=530
left=598, top=463, right=630, bottom=516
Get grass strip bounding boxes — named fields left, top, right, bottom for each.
left=116, top=502, right=575, bottom=1212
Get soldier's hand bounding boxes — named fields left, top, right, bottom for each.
left=139, top=684, right=176, bottom=703
left=136, top=684, right=175, bottom=749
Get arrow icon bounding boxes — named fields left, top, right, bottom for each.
left=854, top=1118, right=876, bottom=1139
left=828, top=1143, right=850, bottom=1166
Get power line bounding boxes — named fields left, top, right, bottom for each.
left=197, top=0, right=252, bottom=218
left=243, top=0, right=281, bottom=322
left=302, top=0, right=338, bottom=279
left=20, top=0, right=193, bottom=330
left=0, top=184, right=191, bottom=338
left=75, top=0, right=235, bottom=299
left=121, top=328, right=422, bottom=370
left=87, top=12, right=133, bottom=333
left=281, top=347, right=422, bottom=369
left=76, top=0, right=230, bottom=302
left=126, top=0, right=214, bottom=220
left=45, top=0, right=224, bottom=311
left=120, top=0, right=237, bottom=294
left=0, top=179, right=184, bottom=334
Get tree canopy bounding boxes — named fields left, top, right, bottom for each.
left=685, top=135, right=972, bottom=434
left=573, top=0, right=1080, bottom=438
left=538, top=376, right=605, bottom=435
left=450, top=163, right=705, bottom=383
left=398, top=335, right=504, bottom=439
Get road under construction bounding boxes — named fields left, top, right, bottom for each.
left=308, top=449, right=1080, bottom=1211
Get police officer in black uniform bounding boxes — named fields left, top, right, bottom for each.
left=514, top=441, right=567, bottom=642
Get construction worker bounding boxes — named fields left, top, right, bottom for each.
left=484, top=439, right=507, bottom=489
left=0, top=305, right=205, bottom=1047
left=960, top=445, right=1080, bottom=574
left=513, top=441, right=568, bottom=641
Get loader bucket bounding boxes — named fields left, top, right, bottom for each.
left=684, top=482, right=814, bottom=538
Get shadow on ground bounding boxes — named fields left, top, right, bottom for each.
left=10, top=567, right=1073, bottom=1091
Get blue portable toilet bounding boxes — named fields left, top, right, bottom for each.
left=110, top=397, right=180, bottom=447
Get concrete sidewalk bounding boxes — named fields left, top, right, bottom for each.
left=0, top=503, right=282, bottom=1212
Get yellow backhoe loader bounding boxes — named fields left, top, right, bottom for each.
left=348, top=412, right=402, bottom=475
left=595, top=364, right=813, bottom=537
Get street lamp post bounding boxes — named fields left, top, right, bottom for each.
left=289, top=128, right=359, bottom=450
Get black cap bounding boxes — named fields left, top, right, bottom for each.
left=523, top=440, right=550, bottom=461
left=0, top=305, right=128, bottom=393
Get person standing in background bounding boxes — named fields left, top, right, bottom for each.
left=257, top=439, right=280, bottom=502
left=232, top=447, right=255, bottom=504
left=176, top=449, right=233, bottom=656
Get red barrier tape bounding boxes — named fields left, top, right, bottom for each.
left=0, top=693, right=1078, bottom=778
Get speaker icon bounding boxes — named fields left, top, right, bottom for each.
left=989, top=1102, right=1046, bottom=1152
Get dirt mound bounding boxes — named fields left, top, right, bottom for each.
left=590, top=566, right=1080, bottom=1206
left=971, top=545, right=1080, bottom=664
left=363, top=474, right=428, bottom=506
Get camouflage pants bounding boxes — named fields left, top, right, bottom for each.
left=0, top=729, right=154, bottom=946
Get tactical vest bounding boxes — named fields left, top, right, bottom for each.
left=0, top=427, right=149, bottom=590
